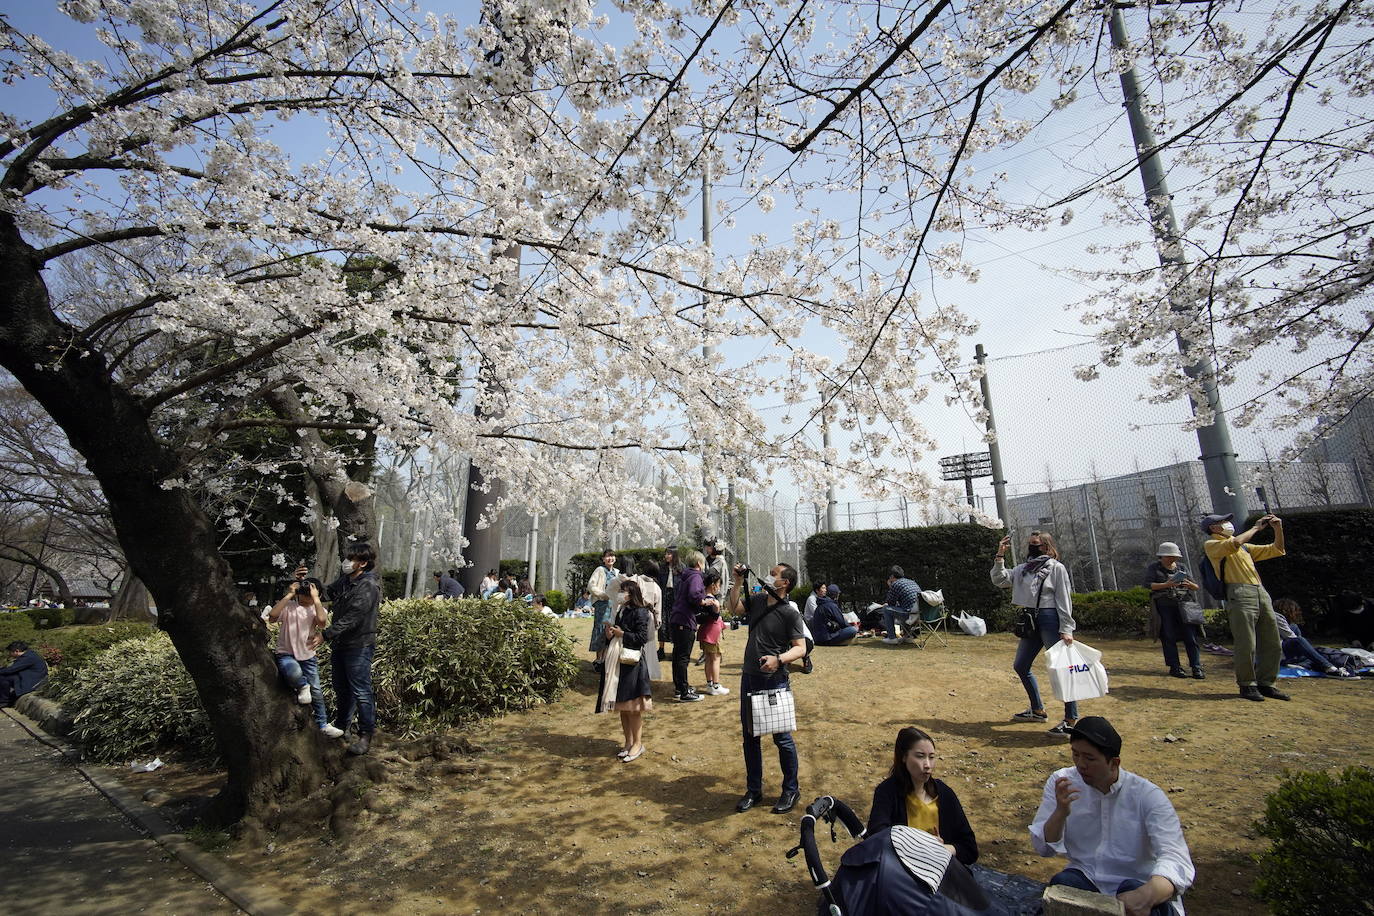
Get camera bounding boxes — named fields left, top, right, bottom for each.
left=733, top=564, right=751, bottom=577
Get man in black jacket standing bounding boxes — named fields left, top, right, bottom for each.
left=323, top=543, right=381, bottom=755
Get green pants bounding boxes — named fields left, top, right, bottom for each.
left=1226, top=583, right=1281, bottom=687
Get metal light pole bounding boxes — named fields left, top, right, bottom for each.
left=975, top=344, right=1011, bottom=531
left=1111, top=7, right=1246, bottom=522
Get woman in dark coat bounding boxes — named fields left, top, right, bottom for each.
left=605, top=579, right=654, bottom=762
left=866, top=726, right=978, bottom=865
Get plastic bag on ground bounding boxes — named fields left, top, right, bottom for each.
left=954, top=612, right=987, bottom=637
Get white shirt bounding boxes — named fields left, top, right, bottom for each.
left=1029, top=766, right=1194, bottom=915
left=804, top=592, right=820, bottom=619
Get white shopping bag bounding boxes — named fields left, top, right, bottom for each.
left=920, top=589, right=945, bottom=607
left=1045, top=640, right=1109, bottom=703
left=954, top=611, right=987, bottom=637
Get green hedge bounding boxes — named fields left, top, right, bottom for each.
left=0, top=613, right=37, bottom=645
left=1254, top=766, right=1374, bottom=914
left=21, top=607, right=76, bottom=629
left=543, top=589, right=569, bottom=614
left=804, top=525, right=1005, bottom=613
left=32, top=622, right=157, bottom=674
left=1235, top=507, right=1374, bottom=633
left=372, top=597, right=579, bottom=736
left=499, top=559, right=529, bottom=582
left=49, top=634, right=216, bottom=763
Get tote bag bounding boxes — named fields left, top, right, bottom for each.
left=749, top=686, right=797, bottom=736
left=1045, top=640, right=1109, bottom=703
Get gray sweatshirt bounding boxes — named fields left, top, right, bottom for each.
left=991, top=558, right=1076, bottom=636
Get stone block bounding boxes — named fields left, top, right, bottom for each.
left=16, top=692, right=75, bottom=737
left=1042, top=883, right=1126, bottom=915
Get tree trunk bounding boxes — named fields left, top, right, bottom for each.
left=0, top=547, right=75, bottom=607
left=105, top=572, right=155, bottom=624
left=0, top=214, right=340, bottom=825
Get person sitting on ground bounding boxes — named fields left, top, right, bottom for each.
left=811, top=583, right=857, bottom=646
left=269, top=580, right=345, bottom=738
left=1273, top=598, right=1353, bottom=677
left=867, top=726, right=978, bottom=865
left=530, top=593, right=556, bottom=617
left=479, top=569, right=498, bottom=598
left=572, top=589, right=593, bottom=617
left=432, top=569, right=463, bottom=599
left=880, top=565, right=922, bottom=644
left=1, top=641, right=49, bottom=707
left=697, top=570, right=729, bottom=695
left=1030, top=716, right=1194, bottom=916
left=803, top=581, right=826, bottom=621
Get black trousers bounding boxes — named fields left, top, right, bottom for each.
left=671, top=624, right=695, bottom=696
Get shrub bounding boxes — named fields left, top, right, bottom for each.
left=380, top=567, right=406, bottom=599
left=499, top=558, right=529, bottom=582
left=1253, top=766, right=1374, bottom=915
left=33, top=621, right=155, bottom=673
left=49, top=634, right=217, bottom=763
left=1069, top=587, right=1152, bottom=634
left=1240, top=507, right=1374, bottom=634
left=22, top=607, right=75, bottom=629
left=372, top=597, right=580, bottom=737
left=543, top=589, right=568, bottom=614
left=805, top=525, right=1005, bottom=613
left=0, top=613, right=36, bottom=645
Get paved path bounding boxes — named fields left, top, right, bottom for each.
left=0, top=713, right=239, bottom=915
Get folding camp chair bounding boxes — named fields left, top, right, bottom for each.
left=911, top=603, right=949, bottom=648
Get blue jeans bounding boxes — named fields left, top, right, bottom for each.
left=332, top=644, right=376, bottom=736
left=274, top=653, right=328, bottom=728
left=1012, top=608, right=1078, bottom=720
left=881, top=606, right=916, bottom=638
left=1050, top=868, right=1171, bottom=916
left=815, top=625, right=858, bottom=646
left=740, top=672, right=799, bottom=795
left=1282, top=636, right=1333, bottom=671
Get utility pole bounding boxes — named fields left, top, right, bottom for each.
left=528, top=510, right=540, bottom=589
left=1111, top=6, right=1246, bottom=523
left=975, top=344, right=1011, bottom=535
left=821, top=385, right=837, bottom=532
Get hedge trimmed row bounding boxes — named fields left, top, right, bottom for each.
left=805, top=524, right=1005, bottom=613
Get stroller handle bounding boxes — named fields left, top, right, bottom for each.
left=798, top=796, right=867, bottom=898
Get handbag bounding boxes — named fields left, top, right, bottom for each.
left=618, top=645, right=642, bottom=665
left=1045, top=639, right=1109, bottom=702
left=1012, top=567, right=1051, bottom=637
left=1180, top=599, right=1206, bottom=627
left=749, top=685, right=797, bottom=736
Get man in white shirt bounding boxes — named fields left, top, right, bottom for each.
left=802, top=582, right=825, bottom=620
left=1029, top=716, right=1194, bottom=916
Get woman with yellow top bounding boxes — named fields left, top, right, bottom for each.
left=865, top=727, right=979, bottom=865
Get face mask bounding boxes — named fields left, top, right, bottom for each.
left=763, top=575, right=776, bottom=587
left=341, top=560, right=355, bottom=574
left=1026, top=544, right=1044, bottom=558
left=1219, top=522, right=1235, bottom=535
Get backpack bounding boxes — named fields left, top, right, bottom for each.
left=1199, top=554, right=1228, bottom=601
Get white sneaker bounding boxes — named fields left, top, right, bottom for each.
left=709, top=683, right=730, bottom=695
left=320, top=724, right=345, bottom=738
left=296, top=684, right=313, bottom=704
left=882, top=637, right=902, bottom=645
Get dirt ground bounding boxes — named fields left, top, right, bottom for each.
left=126, top=619, right=1373, bottom=915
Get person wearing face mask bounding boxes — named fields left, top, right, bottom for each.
left=1142, top=543, right=1204, bottom=680
left=1201, top=512, right=1289, bottom=702
left=992, top=531, right=1081, bottom=736
left=323, top=542, right=382, bottom=754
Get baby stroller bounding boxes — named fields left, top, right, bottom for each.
left=790, top=796, right=1007, bottom=916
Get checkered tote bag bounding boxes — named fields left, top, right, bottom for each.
left=748, top=685, right=796, bottom=736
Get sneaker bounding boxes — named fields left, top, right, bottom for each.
left=320, top=724, right=345, bottom=738
left=296, top=684, right=313, bottom=704
left=881, top=637, right=902, bottom=645
left=708, top=683, right=730, bottom=696
left=677, top=691, right=703, bottom=703
left=1258, top=685, right=1291, bottom=701
left=1047, top=720, right=1074, bottom=736
left=1012, top=708, right=1048, bottom=721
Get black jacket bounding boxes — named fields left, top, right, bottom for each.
left=866, top=774, right=979, bottom=865
left=0, top=649, right=49, bottom=696
left=324, top=570, right=381, bottom=649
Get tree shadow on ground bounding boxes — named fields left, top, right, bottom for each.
left=1108, top=684, right=1241, bottom=702
left=910, top=717, right=1072, bottom=749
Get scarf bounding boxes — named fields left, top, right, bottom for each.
left=1018, top=555, right=1051, bottom=580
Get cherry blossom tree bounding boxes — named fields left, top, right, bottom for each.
left=1, top=0, right=1368, bottom=825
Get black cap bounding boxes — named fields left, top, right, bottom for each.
left=1200, top=512, right=1233, bottom=534
left=1068, top=716, right=1122, bottom=758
